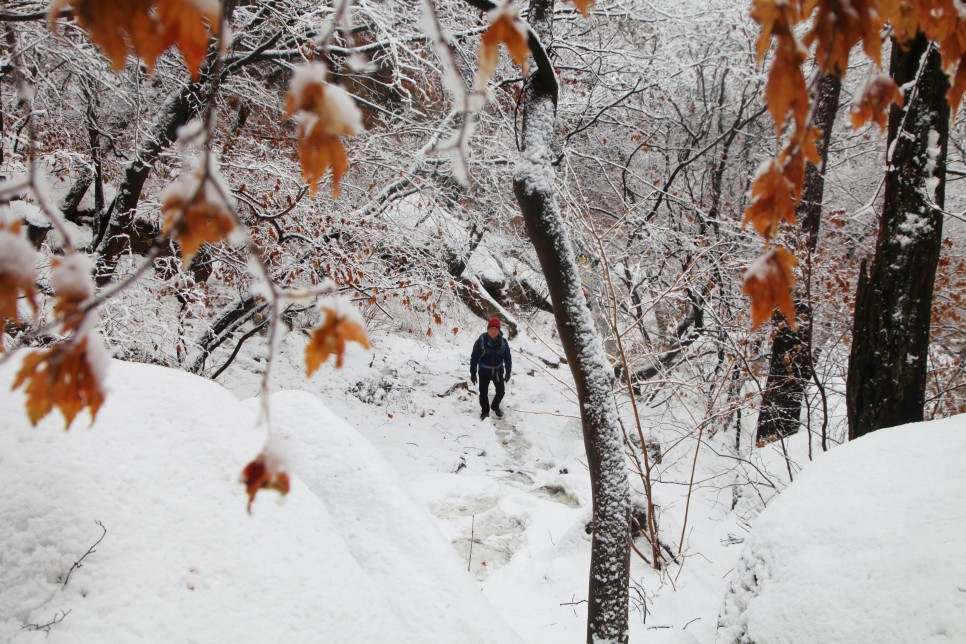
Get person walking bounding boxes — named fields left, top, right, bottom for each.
left=470, top=317, right=512, bottom=420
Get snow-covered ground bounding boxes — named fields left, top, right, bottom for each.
left=2, top=318, right=964, bottom=643
left=718, top=415, right=966, bottom=643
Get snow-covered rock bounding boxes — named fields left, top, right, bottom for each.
left=0, top=358, right=521, bottom=644
left=717, top=415, right=966, bottom=643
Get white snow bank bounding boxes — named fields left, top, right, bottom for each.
left=717, top=414, right=966, bottom=643
left=0, top=358, right=521, bottom=643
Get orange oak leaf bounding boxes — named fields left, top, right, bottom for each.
left=947, top=54, right=966, bottom=116
left=743, top=247, right=798, bottom=330
left=0, top=222, right=39, bottom=348
left=296, top=127, right=350, bottom=198
left=48, top=0, right=220, bottom=79
left=750, top=0, right=800, bottom=61
left=779, top=126, right=822, bottom=201
left=241, top=454, right=290, bottom=513
left=12, top=337, right=107, bottom=428
left=285, top=64, right=363, bottom=197
left=803, top=0, right=882, bottom=75
left=568, top=0, right=595, bottom=17
left=154, top=0, right=220, bottom=78
left=765, top=39, right=808, bottom=134
left=851, top=74, right=904, bottom=131
left=743, top=159, right=797, bottom=239
left=305, top=302, right=371, bottom=375
left=161, top=183, right=236, bottom=266
left=915, top=0, right=960, bottom=54
left=878, top=0, right=919, bottom=46
left=477, top=7, right=530, bottom=87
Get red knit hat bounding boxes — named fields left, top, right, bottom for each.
left=487, top=317, right=501, bottom=329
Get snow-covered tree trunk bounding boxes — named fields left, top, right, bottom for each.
left=94, top=79, right=204, bottom=284
left=757, top=72, right=841, bottom=443
left=511, top=0, right=630, bottom=640
left=847, top=34, right=948, bottom=439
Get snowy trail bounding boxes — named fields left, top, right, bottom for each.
left=216, top=326, right=746, bottom=642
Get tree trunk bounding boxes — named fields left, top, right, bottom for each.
left=512, top=0, right=630, bottom=640
left=847, top=34, right=948, bottom=440
left=94, top=78, right=204, bottom=285
left=60, top=166, right=93, bottom=223
left=756, top=72, right=841, bottom=442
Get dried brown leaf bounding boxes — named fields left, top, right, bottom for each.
left=0, top=222, right=38, bottom=349
left=305, top=305, right=371, bottom=375
left=879, top=0, right=919, bottom=45
left=780, top=126, right=822, bottom=201
left=297, top=125, right=350, bottom=198
left=241, top=454, right=290, bottom=513
left=850, top=75, right=904, bottom=131
left=947, top=54, right=966, bottom=116
left=750, top=0, right=801, bottom=61
left=568, top=0, right=595, bottom=17
left=804, top=0, right=882, bottom=75
left=743, top=247, right=798, bottom=330
left=285, top=67, right=362, bottom=197
left=743, top=160, right=797, bottom=239
left=12, top=337, right=106, bottom=429
left=49, top=256, right=96, bottom=331
left=162, top=189, right=236, bottom=266
left=477, top=9, right=530, bottom=86
left=766, top=40, right=808, bottom=134
left=48, top=0, right=219, bottom=79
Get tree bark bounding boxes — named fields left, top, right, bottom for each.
left=847, top=34, right=948, bottom=440
left=60, top=166, right=92, bottom=223
left=94, top=79, right=203, bottom=285
left=756, top=72, right=841, bottom=442
left=512, top=0, right=630, bottom=640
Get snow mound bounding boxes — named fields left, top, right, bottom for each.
left=717, top=415, right=966, bottom=643
left=0, top=358, right=520, bottom=643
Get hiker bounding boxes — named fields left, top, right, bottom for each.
left=470, top=317, right=512, bottom=420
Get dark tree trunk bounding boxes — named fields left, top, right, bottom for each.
left=90, top=25, right=299, bottom=285
left=93, top=78, right=204, bottom=284
left=188, top=293, right=266, bottom=374
left=60, top=166, right=92, bottom=223
left=847, top=34, right=948, bottom=440
left=83, top=83, right=105, bottom=215
left=511, top=0, right=630, bottom=640
left=756, top=73, right=841, bottom=443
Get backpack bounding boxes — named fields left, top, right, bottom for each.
left=477, top=333, right=506, bottom=367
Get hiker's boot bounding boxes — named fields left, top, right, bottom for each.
left=493, top=406, right=503, bottom=418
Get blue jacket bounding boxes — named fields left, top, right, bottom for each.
left=470, top=332, right=511, bottom=378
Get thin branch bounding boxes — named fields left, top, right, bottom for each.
left=22, top=610, right=71, bottom=637
left=61, top=520, right=107, bottom=589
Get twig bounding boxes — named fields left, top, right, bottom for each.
left=468, top=514, right=475, bottom=572
left=628, top=537, right=651, bottom=566
left=677, top=423, right=705, bottom=554
left=61, top=520, right=106, bottom=589
left=210, top=317, right=270, bottom=380
left=560, top=598, right=588, bottom=606
left=22, top=610, right=71, bottom=637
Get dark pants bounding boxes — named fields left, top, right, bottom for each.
left=478, top=366, right=505, bottom=413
